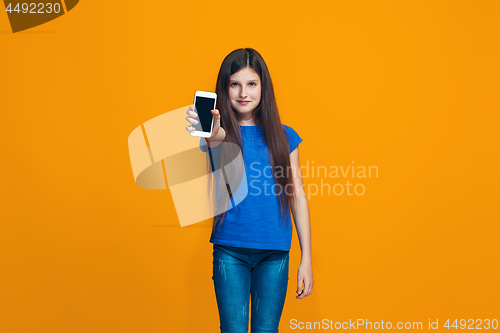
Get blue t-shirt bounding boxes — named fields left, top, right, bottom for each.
left=200, top=124, right=302, bottom=251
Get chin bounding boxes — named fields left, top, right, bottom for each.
left=236, top=109, right=253, bottom=115
left=232, top=105, right=253, bottom=114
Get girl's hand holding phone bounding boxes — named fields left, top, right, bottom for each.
left=185, top=104, right=221, bottom=139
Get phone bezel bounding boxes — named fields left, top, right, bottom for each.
left=190, top=90, right=217, bottom=138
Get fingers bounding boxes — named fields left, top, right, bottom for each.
left=212, top=109, right=220, bottom=122
left=186, top=106, right=220, bottom=133
left=296, top=278, right=313, bottom=299
left=211, top=110, right=221, bottom=134
left=186, top=105, right=198, bottom=133
left=296, top=278, right=304, bottom=298
left=186, top=107, right=219, bottom=119
left=186, top=115, right=198, bottom=125
left=186, top=105, right=197, bottom=118
left=307, top=281, right=313, bottom=296
left=296, top=286, right=311, bottom=298
left=186, top=110, right=198, bottom=118
left=296, top=288, right=306, bottom=299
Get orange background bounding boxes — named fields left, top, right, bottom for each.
left=1, top=1, right=499, bottom=332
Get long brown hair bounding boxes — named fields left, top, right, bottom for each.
left=211, top=48, right=296, bottom=231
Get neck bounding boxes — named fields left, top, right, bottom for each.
left=239, top=118, right=256, bottom=126
left=238, top=112, right=256, bottom=126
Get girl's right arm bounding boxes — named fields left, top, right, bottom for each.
left=205, top=126, right=225, bottom=148
left=186, top=105, right=225, bottom=148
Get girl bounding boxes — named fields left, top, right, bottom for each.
left=186, top=48, right=313, bottom=333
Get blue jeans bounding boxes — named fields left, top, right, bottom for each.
left=212, top=244, right=290, bottom=333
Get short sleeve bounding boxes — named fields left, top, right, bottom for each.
left=283, top=125, right=303, bottom=153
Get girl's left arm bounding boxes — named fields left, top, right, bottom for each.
left=290, top=146, right=314, bottom=299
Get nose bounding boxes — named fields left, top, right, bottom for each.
left=239, top=86, right=247, bottom=99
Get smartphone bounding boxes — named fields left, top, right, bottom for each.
left=190, top=91, right=217, bottom=138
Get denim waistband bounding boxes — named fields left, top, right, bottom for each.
left=213, top=243, right=289, bottom=253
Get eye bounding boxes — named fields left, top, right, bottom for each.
left=249, top=82, right=256, bottom=87
left=230, top=82, right=239, bottom=87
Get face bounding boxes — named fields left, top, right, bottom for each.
left=228, top=67, right=262, bottom=117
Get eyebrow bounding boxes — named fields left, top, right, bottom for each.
left=229, top=80, right=259, bottom=83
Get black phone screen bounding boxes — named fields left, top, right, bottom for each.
left=195, top=96, right=215, bottom=133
